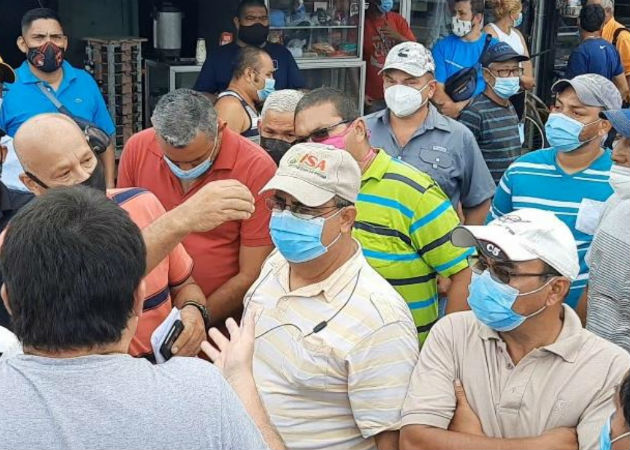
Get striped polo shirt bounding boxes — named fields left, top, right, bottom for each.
left=459, top=93, right=523, bottom=184
left=107, top=188, right=194, bottom=358
left=490, top=148, right=613, bottom=308
left=246, top=245, right=419, bottom=450
left=353, top=149, right=472, bottom=343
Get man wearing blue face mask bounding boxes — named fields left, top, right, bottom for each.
left=215, top=46, right=275, bottom=142
left=400, top=208, right=630, bottom=450
left=248, top=142, right=419, bottom=450
left=490, top=73, right=622, bottom=310
left=460, top=41, right=529, bottom=183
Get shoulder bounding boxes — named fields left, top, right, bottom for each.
left=386, top=156, right=439, bottom=193
left=107, top=188, right=166, bottom=224
left=216, top=93, right=244, bottom=108
left=432, top=36, right=452, bottom=51
left=363, top=109, right=387, bottom=127
left=157, top=357, right=230, bottom=397
left=265, top=42, right=294, bottom=59
left=430, top=311, right=480, bottom=342
left=125, top=128, right=161, bottom=156
left=505, top=148, right=555, bottom=173
left=483, top=23, right=497, bottom=36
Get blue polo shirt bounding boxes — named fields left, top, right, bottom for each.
left=0, top=61, right=115, bottom=137
left=565, top=38, right=624, bottom=80
left=194, top=42, right=305, bottom=94
left=432, top=33, right=498, bottom=99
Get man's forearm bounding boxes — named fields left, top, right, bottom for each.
left=230, top=375, right=285, bottom=450
left=375, top=430, right=399, bottom=450
left=207, top=272, right=257, bottom=324
left=445, top=267, right=472, bottom=314
left=172, top=281, right=207, bottom=309
left=101, top=142, right=116, bottom=188
left=141, top=209, right=188, bottom=275
left=400, top=426, right=544, bottom=450
left=463, top=199, right=491, bottom=225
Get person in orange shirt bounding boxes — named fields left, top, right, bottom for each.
left=363, top=0, right=416, bottom=113
left=588, top=0, right=630, bottom=91
left=118, top=89, right=275, bottom=327
left=11, top=113, right=256, bottom=361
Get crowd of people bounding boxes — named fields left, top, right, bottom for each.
left=0, top=1, right=628, bottom=449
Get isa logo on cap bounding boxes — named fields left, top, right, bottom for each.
left=287, top=152, right=329, bottom=179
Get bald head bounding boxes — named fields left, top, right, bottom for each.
left=15, top=113, right=101, bottom=195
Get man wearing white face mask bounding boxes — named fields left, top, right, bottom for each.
left=400, top=208, right=630, bottom=450
left=490, top=74, right=622, bottom=310
left=431, top=0, right=498, bottom=118
left=460, top=41, right=529, bottom=183
left=582, top=108, right=630, bottom=352
left=365, top=41, right=496, bottom=225
left=215, top=46, right=276, bottom=142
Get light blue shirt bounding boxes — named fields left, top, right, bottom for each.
left=0, top=61, right=115, bottom=137
left=490, top=148, right=614, bottom=308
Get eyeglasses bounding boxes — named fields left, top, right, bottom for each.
left=295, top=119, right=354, bottom=144
left=488, top=67, right=524, bottom=77
left=265, top=196, right=339, bottom=220
left=469, top=254, right=557, bottom=285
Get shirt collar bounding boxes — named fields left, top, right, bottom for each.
left=271, top=240, right=364, bottom=303
left=478, top=305, right=584, bottom=363
left=362, top=148, right=391, bottom=182
left=212, top=126, right=238, bottom=171
left=17, top=60, right=77, bottom=85
left=380, top=103, right=451, bottom=135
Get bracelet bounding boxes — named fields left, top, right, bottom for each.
left=181, top=301, right=211, bottom=331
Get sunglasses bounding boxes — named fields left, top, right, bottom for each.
left=469, top=254, right=557, bottom=285
left=295, top=119, right=355, bottom=144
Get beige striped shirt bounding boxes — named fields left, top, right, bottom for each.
left=245, top=243, right=419, bottom=450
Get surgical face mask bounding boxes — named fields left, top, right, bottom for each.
left=384, top=83, right=430, bottom=118
left=257, top=77, right=275, bottom=102
left=318, top=123, right=355, bottom=150
left=378, top=0, right=394, bottom=13
left=238, top=23, right=269, bottom=46
left=452, top=16, right=473, bottom=37
left=486, top=71, right=521, bottom=99
left=260, top=136, right=293, bottom=165
left=163, top=134, right=218, bottom=181
left=270, top=209, right=342, bottom=263
left=600, top=413, right=630, bottom=450
left=610, top=164, right=630, bottom=199
left=27, top=41, right=65, bottom=73
left=545, top=113, right=601, bottom=153
left=468, top=270, right=554, bottom=332
left=513, top=12, right=523, bottom=27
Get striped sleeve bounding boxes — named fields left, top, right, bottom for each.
left=488, top=170, right=514, bottom=223
left=347, top=321, right=419, bottom=437
left=409, top=184, right=471, bottom=278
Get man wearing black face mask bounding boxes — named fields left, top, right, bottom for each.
left=0, top=8, right=117, bottom=188
left=258, top=89, right=303, bottom=164
left=194, top=0, right=304, bottom=101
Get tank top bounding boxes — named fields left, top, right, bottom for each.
left=489, top=23, right=526, bottom=56
left=217, top=90, right=260, bottom=142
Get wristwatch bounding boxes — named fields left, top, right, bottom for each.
left=181, top=301, right=211, bottom=331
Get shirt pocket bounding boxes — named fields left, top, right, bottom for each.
left=281, top=334, right=333, bottom=390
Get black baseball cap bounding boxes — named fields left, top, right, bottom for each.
left=481, top=42, right=529, bottom=68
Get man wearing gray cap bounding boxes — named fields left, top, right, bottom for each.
left=365, top=41, right=495, bottom=225
left=401, top=208, right=630, bottom=450
left=244, top=142, right=419, bottom=450
left=490, top=73, right=622, bottom=310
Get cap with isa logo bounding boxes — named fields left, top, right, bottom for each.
left=379, top=41, right=435, bottom=77
left=260, top=142, right=361, bottom=206
left=451, top=208, right=580, bottom=280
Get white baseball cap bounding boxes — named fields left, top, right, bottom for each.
left=451, top=208, right=580, bottom=280
left=379, top=41, right=435, bottom=77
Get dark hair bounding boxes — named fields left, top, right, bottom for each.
left=0, top=186, right=146, bottom=352
left=233, top=45, right=267, bottom=79
left=620, top=373, right=630, bottom=429
left=295, top=87, right=359, bottom=123
left=580, top=4, right=605, bottom=33
left=335, top=196, right=354, bottom=208
left=21, top=8, right=63, bottom=35
left=236, top=0, right=267, bottom=19
left=454, top=0, right=486, bottom=15
left=542, top=261, right=562, bottom=278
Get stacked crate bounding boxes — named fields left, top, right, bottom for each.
left=83, top=37, right=147, bottom=156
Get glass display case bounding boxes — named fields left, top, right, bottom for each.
left=404, top=0, right=451, bottom=48
left=265, top=0, right=365, bottom=59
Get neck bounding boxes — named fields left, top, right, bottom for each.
left=582, top=31, right=601, bottom=40
left=389, top=104, right=430, bottom=147
left=24, top=339, right=129, bottom=359
left=352, top=143, right=376, bottom=174
left=228, top=80, right=257, bottom=106
left=28, top=63, right=63, bottom=86
left=289, top=237, right=357, bottom=290
left=463, top=27, right=482, bottom=42
left=495, top=16, right=513, bottom=33
left=236, top=38, right=265, bottom=49
left=484, top=85, right=510, bottom=107
left=556, top=141, right=603, bottom=174
left=604, top=14, right=613, bottom=25
left=500, top=306, right=564, bottom=365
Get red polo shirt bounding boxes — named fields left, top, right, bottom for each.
left=117, top=127, right=275, bottom=296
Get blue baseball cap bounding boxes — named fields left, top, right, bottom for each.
left=600, top=109, right=630, bottom=138
left=481, top=42, right=529, bottom=68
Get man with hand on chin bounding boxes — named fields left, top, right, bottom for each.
left=400, top=208, right=630, bottom=450
left=365, top=42, right=495, bottom=225
left=490, top=74, right=622, bottom=309
left=0, top=8, right=116, bottom=187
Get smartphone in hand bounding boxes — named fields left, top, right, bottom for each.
left=159, top=319, right=184, bottom=361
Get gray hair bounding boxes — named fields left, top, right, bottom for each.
left=261, top=89, right=305, bottom=119
left=601, top=0, right=614, bottom=10
left=151, top=89, right=218, bottom=147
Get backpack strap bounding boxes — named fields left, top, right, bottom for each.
left=613, top=27, right=630, bottom=47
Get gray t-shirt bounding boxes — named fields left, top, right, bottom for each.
left=586, top=194, right=630, bottom=352
left=0, top=353, right=268, bottom=450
